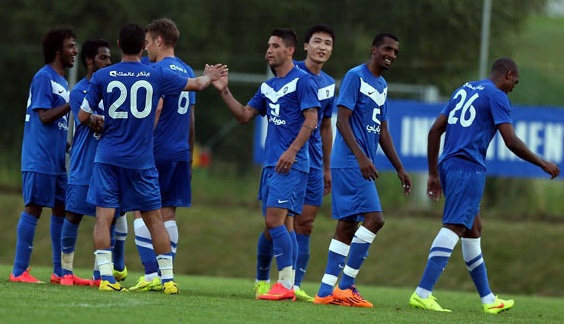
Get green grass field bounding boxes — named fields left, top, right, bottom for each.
left=1, top=265, right=563, bottom=323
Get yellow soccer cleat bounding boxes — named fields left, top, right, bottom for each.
left=99, top=280, right=128, bottom=292
left=254, top=281, right=270, bottom=299
left=483, top=296, right=515, bottom=314
left=409, top=292, right=451, bottom=312
left=129, top=276, right=162, bottom=292
left=162, top=281, right=179, bottom=295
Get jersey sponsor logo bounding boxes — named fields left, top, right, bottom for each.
left=109, top=71, right=151, bottom=77
left=169, top=64, right=187, bottom=73
left=269, top=116, right=286, bottom=126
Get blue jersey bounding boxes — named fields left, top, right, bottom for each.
left=81, top=61, right=188, bottom=169
left=295, top=60, right=335, bottom=171
left=21, top=65, right=70, bottom=175
left=68, top=77, right=102, bottom=185
left=331, top=64, right=388, bottom=168
left=151, top=57, right=196, bottom=163
left=248, top=66, right=320, bottom=173
left=439, top=79, right=513, bottom=170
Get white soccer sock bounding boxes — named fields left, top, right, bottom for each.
left=156, top=254, right=174, bottom=281
left=94, top=250, right=113, bottom=277
left=278, top=266, right=293, bottom=289
left=61, top=251, right=74, bottom=272
left=164, top=220, right=178, bottom=255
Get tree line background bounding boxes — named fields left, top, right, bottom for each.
left=0, top=0, right=552, bottom=173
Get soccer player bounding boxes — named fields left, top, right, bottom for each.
left=129, top=18, right=197, bottom=292
left=78, top=23, right=227, bottom=293
left=313, top=33, right=412, bottom=307
left=213, top=28, right=320, bottom=301
left=61, top=38, right=129, bottom=287
left=253, top=24, right=336, bottom=302
left=409, top=57, right=560, bottom=314
left=10, top=27, right=77, bottom=284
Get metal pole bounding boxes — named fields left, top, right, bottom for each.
left=479, top=0, right=493, bottom=79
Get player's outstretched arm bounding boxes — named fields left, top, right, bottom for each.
left=213, top=75, right=258, bottom=124
left=185, top=64, right=228, bottom=91
left=498, top=123, right=560, bottom=179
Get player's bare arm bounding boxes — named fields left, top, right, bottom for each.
left=426, top=114, right=447, bottom=201
left=214, top=75, right=259, bottom=124
left=276, top=107, right=318, bottom=174
left=36, top=103, right=71, bottom=125
left=336, top=105, right=377, bottom=180
left=379, top=120, right=412, bottom=195
left=320, top=117, right=333, bottom=195
left=498, top=123, right=560, bottom=179
left=185, top=64, right=228, bottom=91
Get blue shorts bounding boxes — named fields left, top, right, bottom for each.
left=440, top=158, right=486, bottom=229
left=331, top=168, right=382, bottom=221
left=66, top=184, right=96, bottom=216
left=258, top=167, right=308, bottom=216
left=87, top=162, right=162, bottom=212
left=22, top=171, right=66, bottom=208
left=156, top=160, right=192, bottom=208
left=303, top=168, right=324, bottom=207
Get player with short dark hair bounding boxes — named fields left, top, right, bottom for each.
left=213, top=28, right=320, bottom=301
left=254, top=24, right=337, bottom=302
left=10, top=27, right=77, bottom=284
left=409, top=57, right=560, bottom=314
left=78, top=23, right=227, bottom=293
left=313, top=33, right=412, bottom=307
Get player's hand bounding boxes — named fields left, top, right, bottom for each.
left=275, top=151, right=296, bottom=174
left=542, top=160, right=560, bottom=179
left=426, top=174, right=442, bottom=202
left=212, top=75, right=228, bottom=92
left=89, top=114, right=104, bottom=134
left=357, top=155, right=378, bottom=180
left=205, top=63, right=228, bottom=82
left=323, top=169, right=332, bottom=195
left=398, top=170, right=412, bottom=196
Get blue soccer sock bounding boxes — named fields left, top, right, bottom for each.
left=289, top=230, right=298, bottom=279
left=317, top=239, right=350, bottom=297
left=269, top=225, right=293, bottom=287
left=294, top=233, right=310, bottom=288
left=415, top=227, right=459, bottom=298
left=50, top=215, right=64, bottom=277
left=133, top=218, right=159, bottom=279
left=339, top=226, right=376, bottom=289
left=112, top=214, right=128, bottom=271
left=13, top=212, right=38, bottom=276
left=61, top=219, right=79, bottom=275
left=95, top=249, right=115, bottom=283
left=255, top=231, right=273, bottom=281
left=164, top=220, right=178, bottom=260
left=462, top=237, right=495, bottom=304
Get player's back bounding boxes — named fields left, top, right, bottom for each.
left=439, top=79, right=512, bottom=169
left=85, top=61, right=187, bottom=169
